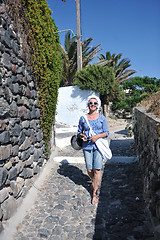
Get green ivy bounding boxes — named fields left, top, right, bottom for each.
left=23, top=0, right=62, bottom=156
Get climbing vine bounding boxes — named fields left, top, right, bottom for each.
left=5, top=0, right=62, bottom=155
left=21, top=0, right=62, bottom=155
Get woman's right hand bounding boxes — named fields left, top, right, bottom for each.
left=80, top=133, right=88, bottom=141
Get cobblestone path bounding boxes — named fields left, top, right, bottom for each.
left=3, top=121, right=155, bottom=239
left=13, top=162, right=154, bottom=240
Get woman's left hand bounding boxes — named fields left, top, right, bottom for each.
left=90, top=132, right=107, bottom=143
left=90, top=135, right=99, bottom=143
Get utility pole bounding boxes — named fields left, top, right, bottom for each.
left=140, top=70, right=143, bottom=78
left=75, top=0, right=82, bottom=71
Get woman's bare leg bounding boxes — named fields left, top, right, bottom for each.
left=92, top=169, right=101, bottom=204
left=87, top=169, right=94, bottom=189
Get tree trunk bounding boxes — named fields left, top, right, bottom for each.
left=100, top=94, right=109, bottom=117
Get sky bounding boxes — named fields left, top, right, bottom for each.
left=47, top=0, right=160, bottom=79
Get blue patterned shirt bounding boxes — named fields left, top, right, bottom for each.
left=77, top=114, right=109, bottom=150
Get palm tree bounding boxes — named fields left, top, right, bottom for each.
left=97, top=51, right=136, bottom=84
left=60, top=32, right=102, bottom=86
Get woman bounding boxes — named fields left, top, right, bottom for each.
left=77, top=95, right=109, bottom=204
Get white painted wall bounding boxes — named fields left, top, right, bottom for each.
left=55, top=86, right=99, bottom=126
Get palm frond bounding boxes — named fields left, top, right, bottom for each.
left=116, top=69, right=137, bottom=83
left=60, top=32, right=102, bottom=86
left=97, top=51, right=136, bottom=83
left=98, top=53, right=106, bottom=60
left=106, top=51, right=112, bottom=60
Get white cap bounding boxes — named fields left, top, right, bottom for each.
left=87, top=95, right=101, bottom=110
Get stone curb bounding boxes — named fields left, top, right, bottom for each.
left=54, top=156, right=139, bottom=164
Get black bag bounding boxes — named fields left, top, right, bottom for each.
left=71, top=134, right=83, bottom=150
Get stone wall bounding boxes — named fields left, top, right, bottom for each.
left=0, top=3, right=46, bottom=231
left=134, top=107, right=160, bottom=239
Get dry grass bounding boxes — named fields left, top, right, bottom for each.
left=138, top=91, right=160, bottom=118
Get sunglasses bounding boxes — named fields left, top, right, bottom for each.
left=89, top=101, right=98, bottom=105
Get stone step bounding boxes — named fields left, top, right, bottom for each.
left=54, top=156, right=139, bottom=164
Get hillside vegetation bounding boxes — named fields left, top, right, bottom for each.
left=138, top=91, right=160, bottom=118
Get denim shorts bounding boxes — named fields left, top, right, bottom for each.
left=83, top=149, right=103, bottom=170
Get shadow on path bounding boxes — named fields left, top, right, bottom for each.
left=114, top=129, right=128, bottom=135
left=57, top=162, right=92, bottom=196
left=93, top=162, right=154, bottom=240
left=110, top=138, right=136, bottom=157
